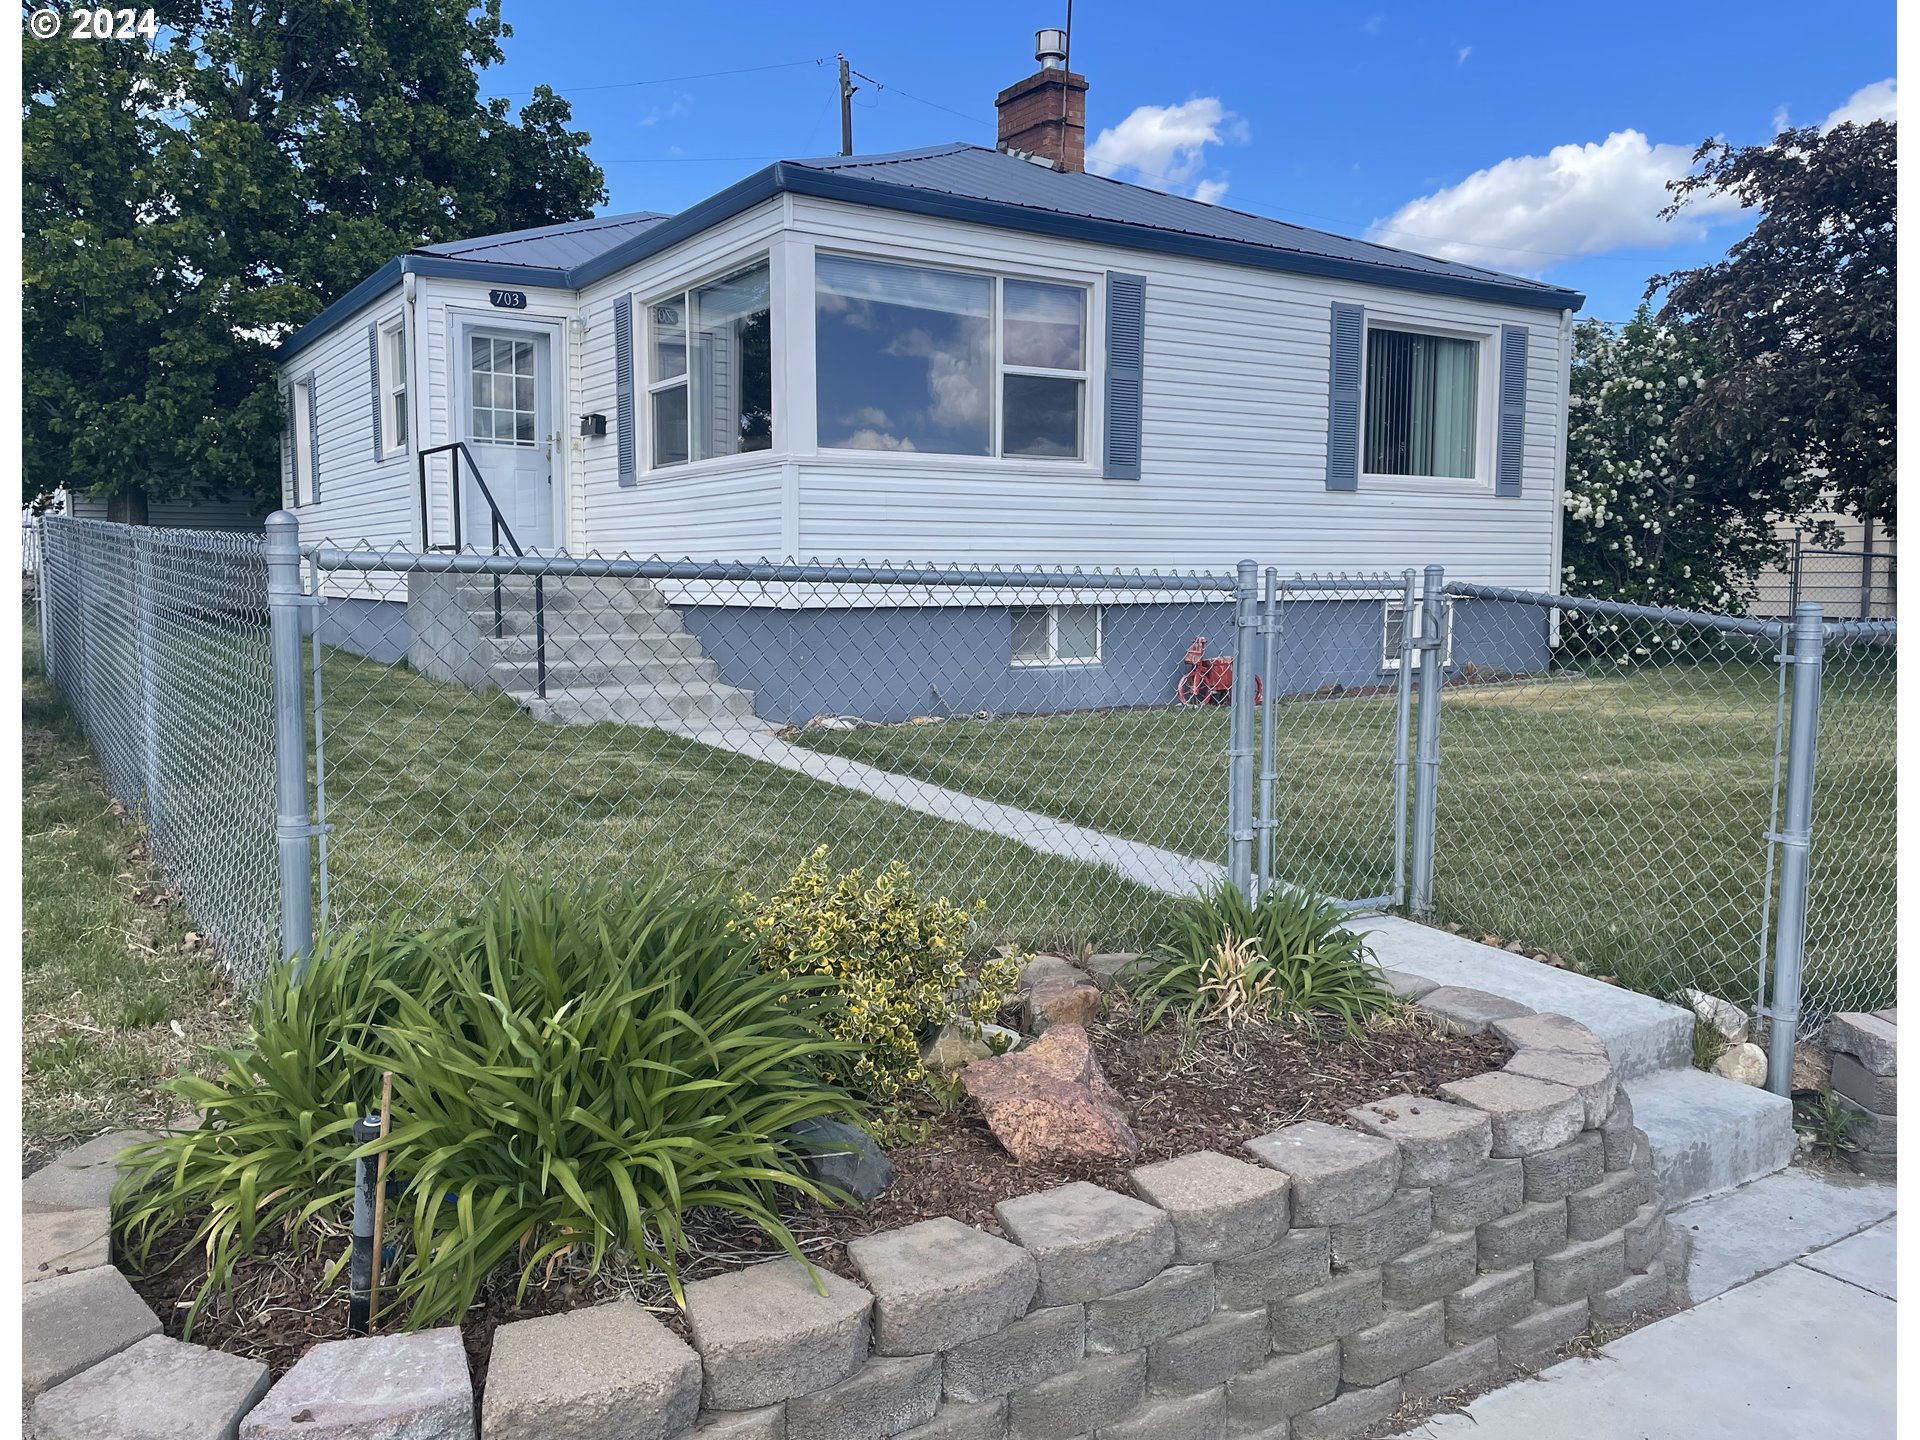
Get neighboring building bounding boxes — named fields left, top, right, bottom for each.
left=275, top=34, right=1582, bottom=723
left=1750, top=505, right=1895, bottom=621
left=63, top=491, right=271, bottom=532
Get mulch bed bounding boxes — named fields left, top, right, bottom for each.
left=124, top=1001, right=1506, bottom=1391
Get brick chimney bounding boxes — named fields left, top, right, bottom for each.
left=995, top=28, right=1088, bottom=172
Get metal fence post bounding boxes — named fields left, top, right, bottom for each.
left=132, top=529, right=167, bottom=856
left=1227, top=558, right=1260, bottom=900
left=1407, top=564, right=1445, bottom=917
left=1255, top=567, right=1280, bottom=896
left=266, top=510, right=316, bottom=972
left=1391, top=568, right=1418, bottom=908
left=1766, top=602, right=1825, bottom=1096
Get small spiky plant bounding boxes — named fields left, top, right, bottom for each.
left=1196, top=932, right=1274, bottom=1030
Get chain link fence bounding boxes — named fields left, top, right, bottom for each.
left=35, top=517, right=281, bottom=986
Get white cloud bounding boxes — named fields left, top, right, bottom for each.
left=1086, top=97, right=1244, bottom=201
left=641, top=91, right=693, bottom=128
left=1365, top=129, right=1747, bottom=272
left=1819, top=78, right=1895, bottom=130
left=1457, top=46, right=1472, bottom=65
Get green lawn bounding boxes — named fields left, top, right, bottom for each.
left=798, top=658, right=1896, bottom=1016
left=22, top=619, right=239, bottom=1168
left=312, top=646, right=1182, bottom=954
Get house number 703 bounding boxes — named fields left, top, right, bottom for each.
left=489, top=290, right=529, bottom=310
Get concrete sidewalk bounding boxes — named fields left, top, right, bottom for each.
left=1410, top=1180, right=1897, bottom=1440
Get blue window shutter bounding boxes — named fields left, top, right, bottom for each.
left=1103, top=272, right=1145, bottom=480
left=306, top=374, right=321, bottom=504
left=367, top=323, right=382, bottom=460
left=614, top=296, right=637, bottom=487
left=281, top=390, right=294, bottom=509
left=1496, top=324, right=1528, bottom=497
left=1326, top=301, right=1363, bottom=491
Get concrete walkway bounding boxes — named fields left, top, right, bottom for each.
left=1410, top=1172, right=1897, bottom=1440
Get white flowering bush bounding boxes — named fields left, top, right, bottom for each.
left=1562, top=308, right=1823, bottom=618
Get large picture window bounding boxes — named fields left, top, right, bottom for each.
left=1363, top=327, right=1480, bottom=480
left=816, top=255, right=1087, bottom=459
left=647, top=260, right=772, bottom=468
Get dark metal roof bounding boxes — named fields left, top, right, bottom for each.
left=281, top=142, right=1580, bottom=361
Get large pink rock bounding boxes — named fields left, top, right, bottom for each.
left=961, top=1025, right=1139, bottom=1164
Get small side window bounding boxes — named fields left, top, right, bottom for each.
left=1382, top=599, right=1453, bottom=671
left=380, top=318, right=409, bottom=455
left=1011, top=604, right=1103, bottom=666
left=290, top=379, right=315, bottom=506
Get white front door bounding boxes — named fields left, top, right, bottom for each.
left=460, top=325, right=556, bottom=552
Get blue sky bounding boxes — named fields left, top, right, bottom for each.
left=483, top=2, right=1895, bottom=320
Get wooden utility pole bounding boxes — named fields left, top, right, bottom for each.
left=838, top=54, right=856, bottom=155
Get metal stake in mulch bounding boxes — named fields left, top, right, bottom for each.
left=346, top=1073, right=394, bottom=1336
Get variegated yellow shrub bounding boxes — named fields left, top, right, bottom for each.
left=738, top=848, right=1021, bottom=1106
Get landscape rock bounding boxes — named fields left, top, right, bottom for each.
left=1710, top=1042, right=1769, bottom=1088
left=23, top=1265, right=164, bottom=1398
left=995, top=1180, right=1176, bottom=1304
left=239, top=1328, right=471, bottom=1439
left=961, top=1024, right=1138, bottom=1164
left=846, top=1217, right=1037, bottom=1355
left=1683, top=990, right=1750, bottom=1044
left=30, top=1335, right=269, bottom=1440
left=683, top=1259, right=873, bottom=1411
left=919, top=1022, right=1002, bottom=1075
left=1244, top=1121, right=1399, bottom=1224
left=23, top=1205, right=111, bottom=1284
left=1019, top=954, right=1086, bottom=990
left=1022, top=977, right=1102, bottom=1033
left=787, top=1117, right=893, bottom=1201
left=481, top=1299, right=700, bottom=1440
left=1084, top=951, right=1152, bottom=991
left=1439, top=1072, right=1586, bottom=1156
left=1346, top=1094, right=1493, bottom=1186
left=1129, top=1149, right=1292, bottom=1262
left=23, top=1129, right=161, bottom=1213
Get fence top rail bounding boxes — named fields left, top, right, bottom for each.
left=305, top=544, right=1244, bottom=591
left=1824, top=618, right=1899, bottom=641
left=1444, top=579, right=1790, bottom=639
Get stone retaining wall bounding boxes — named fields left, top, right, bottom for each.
left=1825, top=1009, right=1897, bottom=1182
left=22, top=1011, right=1690, bottom=1440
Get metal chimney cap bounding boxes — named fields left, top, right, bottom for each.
left=1035, top=28, right=1068, bottom=68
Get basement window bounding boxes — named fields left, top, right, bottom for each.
left=1382, top=598, right=1454, bottom=671
left=1011, top=604, right=1103, bottom=666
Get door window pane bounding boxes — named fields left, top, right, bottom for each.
left=817, top=255, right=992, bottom=455
left=470, top=334, right=539, bottom=448
left=1003, top=280, right=1085, bottom=369
left=1003, top=375, right=1082, bottom=458
left=1363, top=329, right=1478, bottom=479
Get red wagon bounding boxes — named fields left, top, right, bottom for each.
left=1176, top=636, right=1261, bottom=706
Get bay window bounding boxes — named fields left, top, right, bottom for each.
left=647, top=259, right=772, bottom=468
left=816, top=254, right=1087, bottom=460
left=1363, top=326, right=1481, bottom=480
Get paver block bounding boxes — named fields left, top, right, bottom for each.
left=1382, top=1230, right=1479, bottom=1306
left=1623, top=1201, right=1664, bottom=1271
left=1098, top=1384, right=1228, bottom=1440
left=1534, top=1232, right=1627, bottom=1304
left=898, top=1398, right=1007, bottom=1440
left=1491, top=1013, right=1609, bottom=1060
left=1477, top=1200, right=1568, bottom=1270
left=1825, top=1012, right=1897, bottom=1076
left=1212, top=1228, right=1330, bottom=1310
left=1497, top=1297, right=1591, bottom=1368
left=1590, top=1261, right=1669, bottom=1324
left=31, top=1335, right=269, bottom=1440
left=1226, top=1343, right=1340, bottom=1426
left=1402, top=1333, right=1502, bottom=1402
left=1522, top=1133, right=1605, bottom=1203
left=1379, top=967, right=1440, bottom=1000
left=1147, top=1307, right=1268, bottom=1394
left=683, top=1258, right=873, bottom=1410
left=1340, top=1300, right=1445, bottom=1386
left=1440, top=1072, right=1585, bottom=1157
left=1005, top=1350, right=1143, bottom=1438
left=1347, top=1094, right=1493, bottom=1186
left=1329, top=1188, right=1431, bottom=1271
left=848, top=1217, right=1037, bottom=1355
left=1292, top=1379, right=1403, bottom=1440
left=23, top=1130, right=162, bottom=1213
left=1243, top=1121, right=1399, bottom=1224
left=1445, top=1264, right=1536, bottom=1344
left=1600, top=1096, right=1640, bottom=1170
left=1431, top=1158, right=1523, bottom=1232
left=1129, top=1150, right=1291, bottom=1262
left=239, top=1328, right=470, bottom=1439
left=995, top=1182, right=1175, bottom=1305
left=23, top=1265, right=164, bottom=1397
left=1831, top=1053, right=1898, bottom=1114
left=1567, top=1169, right=1649, bottom=1241
left=1085, top=1265, right=1213, bottom=1355
left=1416, top=987, right=1533, bottom=1035
left=1834, top=1093, right=1898, bottom=1153
left=1270, top=1268, right=1383, bottom=1354
left=942, top=1304, right=1084, bottom=1403
left=23, top=1206, right=111, bottom=1285
left=786, top=1354, right=940, bottom=1440
left=1504, top=1048, right=1617, bottom=1127
left=692, top=1406, right=787, bottom=1438
left=481, top=1298, right=700, bottom=1440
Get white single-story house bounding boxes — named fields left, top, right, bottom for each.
left=278, top=39, right=1582, bottom=724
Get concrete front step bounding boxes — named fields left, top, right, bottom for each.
left=471, top=604, right=690, bottom=640
left=1355, top=917, right=1692, bottom=1081
left=488, top=630, right=706, bottom=666
left=491, top=655, right=722, bottom=690
left=1623, top=1067, right=1796, bottom=1208
left=456, top=580, right=677, bottom=618
left=516, top=684, right=758, bottom=727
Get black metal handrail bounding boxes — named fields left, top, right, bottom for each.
left=416, top=442, right=546, bottom=698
